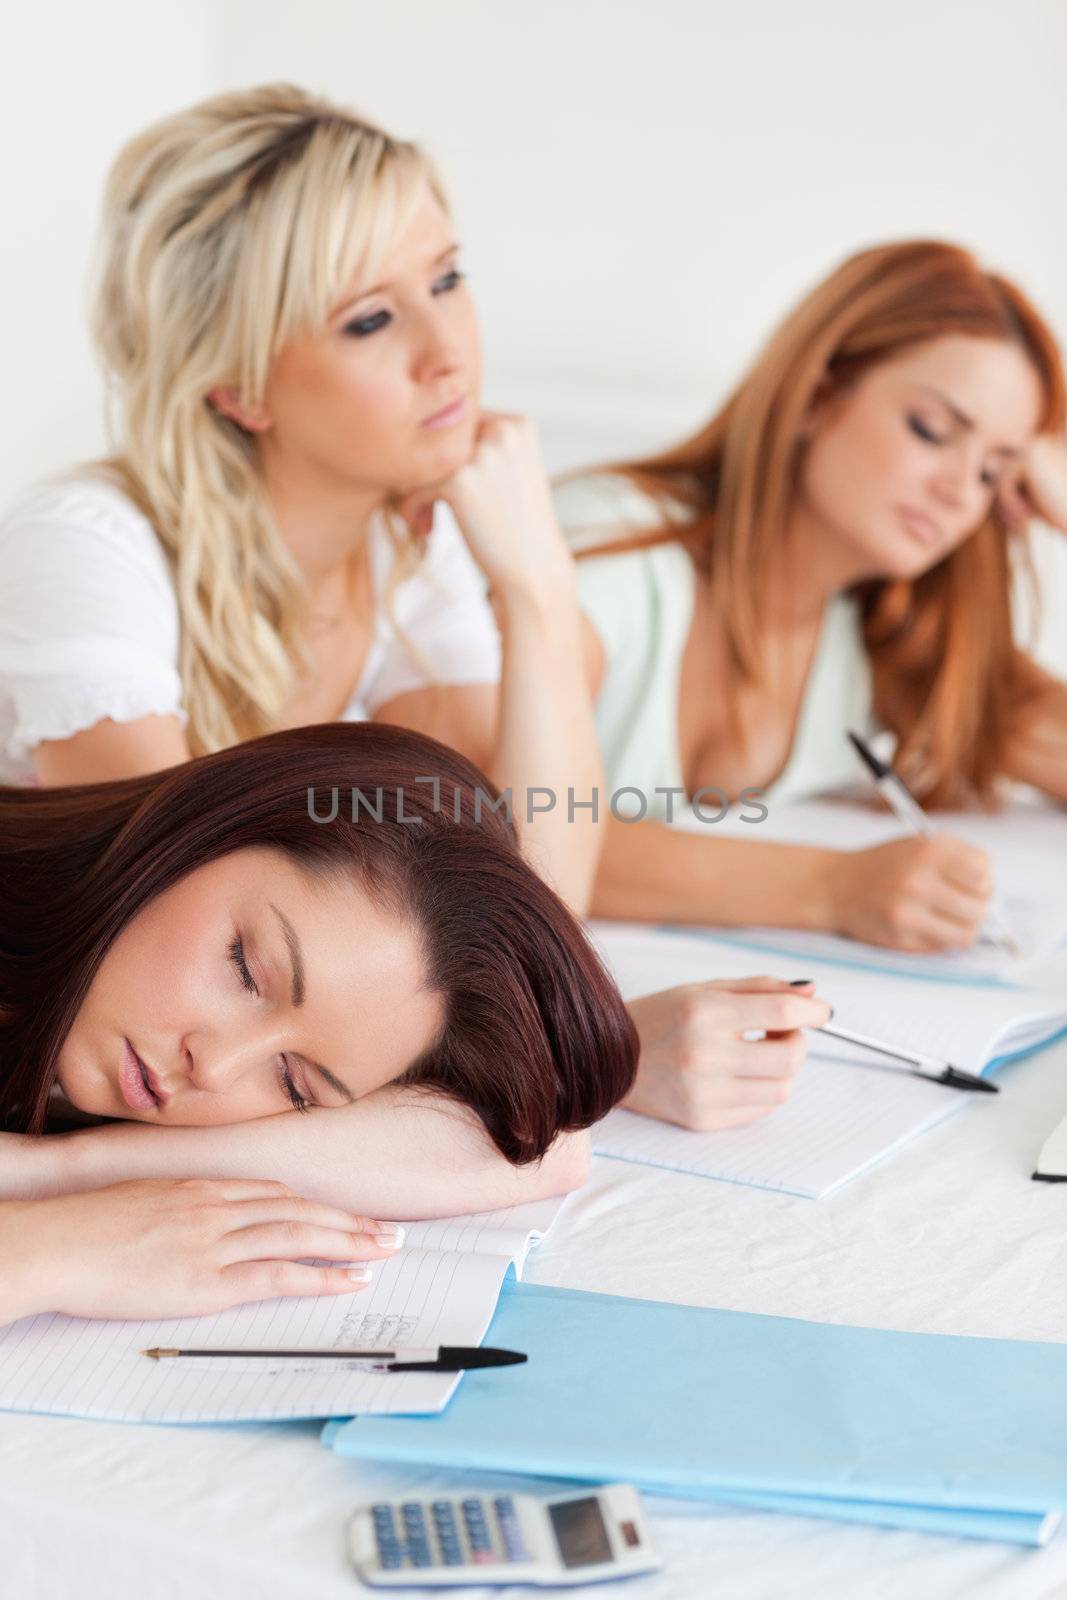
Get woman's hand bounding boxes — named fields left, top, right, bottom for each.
left=623, top=977, right=831, bottom=1131
left=0, top=1178, right=404, bottom=1325
left=825, top=835, right=992, bottom=951
left=429, top=412, right=575, bottom=598
left=999, top=435, right=1067, bottom=534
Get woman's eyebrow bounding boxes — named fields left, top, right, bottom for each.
left=917, top=385, right=1021, bottom=458
left=299, top=1056, right=356, bottom=1104
left=268, top=901, right=356, bottom=1103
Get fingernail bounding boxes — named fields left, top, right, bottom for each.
left=346, top=1265, right=374, bottom=1284
left=789, top=978, right=813, bottom=987
left=372, top=1224, right=406, bottom=1250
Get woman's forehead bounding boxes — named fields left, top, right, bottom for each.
left=873, top=335, right=1045, bottom=443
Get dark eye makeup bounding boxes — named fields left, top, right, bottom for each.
left=341, top=266, right=467, bottom=339
left=906, top=413, right=1001, bottom=490
left=228, top=932, right=312, bottom=1113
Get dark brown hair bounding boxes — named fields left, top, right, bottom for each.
left=0, top=722, right=637, bottom=1160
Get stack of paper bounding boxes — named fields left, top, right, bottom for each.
left=326, top=1279, right=1067, bottom=1546
left=590, top=923, right=1067, bottom=1197
left=0, top=1196, right=561, bottom=1424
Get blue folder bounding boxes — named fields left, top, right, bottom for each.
left=324, top=1280, right=1067, bottom=1546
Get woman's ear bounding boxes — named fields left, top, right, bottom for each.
left=206, top=386, right=272, bottom=433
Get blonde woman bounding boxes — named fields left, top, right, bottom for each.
left=0, top=83, right=596, bottom=912
left=0, top=83, right=830, bottom=1155
left=557, top=241, right=1067, bottom=954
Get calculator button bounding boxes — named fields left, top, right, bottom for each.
left=378, top=1548, right=404, bottom=1570
left=440, top=1543, right=464, bottom=1566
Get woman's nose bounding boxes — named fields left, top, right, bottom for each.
left=929, top=443, right=985, bottom=517
left=181, top=1024, right=284, bottom=1094
left=412, top=309, right=463, bottom=383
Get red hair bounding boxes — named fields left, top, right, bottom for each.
left=575, top=240, right=1065, bottom=804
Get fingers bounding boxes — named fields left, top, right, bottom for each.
left=725, top=991, right=832, bottom=1035
left=221, top=1194, right=387, bottom=1234
left=187, top=1179, right=292, bottom=1201
left=220, top=1220, right=405, bottom=1267
left=726, top=1074, right=797, bottom=1107
left=730, top=1035, right=808, bottom=1080
left=222, top=1258, right=378, bottom=1303
left=704, top=974, right=800, bottom=994
left=935, top=839, right=992, bottom=898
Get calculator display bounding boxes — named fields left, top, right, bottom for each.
left=548, top=1497, right=613, bottom=1568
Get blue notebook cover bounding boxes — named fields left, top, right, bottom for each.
left=325, top=1280, right=1067, bottom=1546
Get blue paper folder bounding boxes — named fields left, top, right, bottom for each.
left=325, top=1281, right=1067, bottom=1545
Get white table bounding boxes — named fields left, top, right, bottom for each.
left=5, top=938, right=1067, bottom=1600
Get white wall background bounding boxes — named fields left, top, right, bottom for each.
left=3, top=0, right=1067, bottom=655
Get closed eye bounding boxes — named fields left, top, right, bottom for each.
left=229, top=933, right=258, bottom=995
left=907, top=413, right=945, bottom=446
left=229, top=933, right=314, bottom=1113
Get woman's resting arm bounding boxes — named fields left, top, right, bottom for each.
left=20, top=1092, right=592, bottom=1220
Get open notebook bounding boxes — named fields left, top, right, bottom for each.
left=0, top=1195, right=562, bottom=1425
left=684, top=796, right=1067, bottom=988
left=590, top=923, right=1067, bottom=1198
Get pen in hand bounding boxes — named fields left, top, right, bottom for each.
left=846, top=730, right=1022, bottom=958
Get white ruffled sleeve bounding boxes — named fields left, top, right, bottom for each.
left=0, top=479, right=186, bottom=766
left=361, top=503, right=502, bottom=713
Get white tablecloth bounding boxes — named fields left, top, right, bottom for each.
left=5, top=959, right=1067, bottom=1599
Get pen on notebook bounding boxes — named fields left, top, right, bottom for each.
left=141, top=1344, right=527, bottom=1372
left=813, top=1013, right=998, bottom=1094
left=846, top=729, right=1022, bottom=958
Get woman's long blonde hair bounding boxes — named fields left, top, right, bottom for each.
left=576, top=241, right=1066, bottom=806
left=88, top=83, right=445, bottom=755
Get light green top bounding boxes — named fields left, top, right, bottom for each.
left=554, top=472, right=876, bottom=821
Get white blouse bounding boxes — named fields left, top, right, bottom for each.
left=553, top=472, right=877, bottom=819
left=0, top=475, right=501, bottom=786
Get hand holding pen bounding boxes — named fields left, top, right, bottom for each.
left=831, top=732, right=1017, bottom=953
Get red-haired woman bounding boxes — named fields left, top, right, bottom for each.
left=0, top=723, right=638, bottom=1326
left=558, top=240, right=1067, bottom=961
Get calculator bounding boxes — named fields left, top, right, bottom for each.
left=347, top=1483, right=661, bottom=1587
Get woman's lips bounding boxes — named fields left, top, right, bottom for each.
left=420, top=395, right=468, bottom=430
left=121, top=1039, right=162, bottom=1112
left=898, top=507, right=943, bottom=548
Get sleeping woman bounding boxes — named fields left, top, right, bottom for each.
left=0, top=723, right=637, bottom=1326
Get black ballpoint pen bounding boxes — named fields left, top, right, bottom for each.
left=816, top=1018, right=998, bottom=1094
left=142, top=1344, right=526, bottom=1371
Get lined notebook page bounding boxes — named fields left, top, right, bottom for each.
left=590, top=924, right=1067, bottom=1198
left=595, top=1063, right=963, bottom=1199
left=0, top=1196, right=564, bottom=1426
left=690, top=797, right=1067, bottom=985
